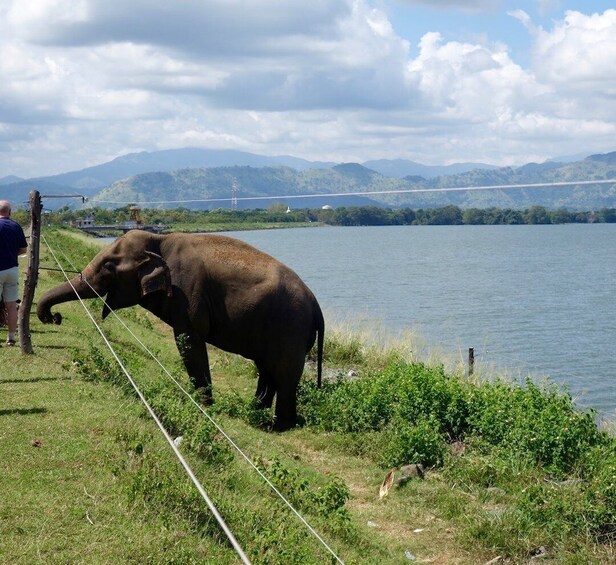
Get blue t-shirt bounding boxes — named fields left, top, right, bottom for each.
left=0, top=217, right=28, bottom=271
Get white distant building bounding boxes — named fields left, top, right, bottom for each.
left=322, top=205, right=333, bottom=210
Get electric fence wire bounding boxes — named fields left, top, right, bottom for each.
left=43, top=235, right=346, bottom=565
left=479, top=348, right=548, bottom=378
left=42, top=235, right=252, bottom=565
left=93, top=178, right=616, bottom=206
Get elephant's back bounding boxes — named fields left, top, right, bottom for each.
left=162, top=232, right=307, bottom=291
left=166, top=232, right=279, bottom=265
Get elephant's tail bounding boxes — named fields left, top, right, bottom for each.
left=316, top=305, right=324, bottom=388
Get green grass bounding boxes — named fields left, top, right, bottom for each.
left=2, top=228, right=615, bottom=563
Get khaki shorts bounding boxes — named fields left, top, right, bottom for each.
left=0, top=267, right=20, bottom=302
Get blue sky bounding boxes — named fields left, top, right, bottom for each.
left=0, top=1, right=615, bottom=178
left=389, top=1, right=615, bottom=62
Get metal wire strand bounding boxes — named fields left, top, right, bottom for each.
left=42, top=235, right=252, bottom=565
left=44, top=235, right=345, bottom=565
left=93, top=178, right=616, bottom=206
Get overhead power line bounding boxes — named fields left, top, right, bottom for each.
left=93, top=179, right=616, bottom=206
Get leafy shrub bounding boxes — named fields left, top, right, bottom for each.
left=311, top=476, right=350, bottom=518
left=146, top=383, right=233, bottom=467
left=72, top=344, right=127, bottom=391
left=300, top=360, right=607, bottom=476
left=585, top=445, right=616, bottom=541
left=211, top=389, right=249, bottom=419
left=258, top=458, right=353, bottom=531
left=378, top=416, right=446, bottom=468
left=302, top=362, right=470, bottom=438
left=468, top=379, right=604, bottom=474
left=516, top=444, right=616, bottom=542
left=212, top=392, right=274, bottom=429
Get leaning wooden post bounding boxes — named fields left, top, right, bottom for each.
left=468, top=347, right=475, bottom=377
left=19, top=190, right=42, bottom=354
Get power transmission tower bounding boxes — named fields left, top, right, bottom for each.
left=231, top=177, right=238, bottom=210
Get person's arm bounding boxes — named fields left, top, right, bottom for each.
left=18, top=228, right=28, bottom=256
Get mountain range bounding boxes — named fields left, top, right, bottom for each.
left=1, top=148, right=615, bottom=210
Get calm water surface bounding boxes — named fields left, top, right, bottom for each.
left=225, top=225, right=616, bottom=416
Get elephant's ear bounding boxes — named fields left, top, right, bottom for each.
left=138, top=251, right=173, bottom=298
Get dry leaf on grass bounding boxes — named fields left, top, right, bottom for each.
left=379, top=468, right=395, bottom=499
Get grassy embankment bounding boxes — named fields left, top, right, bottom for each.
left=1, top=228, right=615, bottom=563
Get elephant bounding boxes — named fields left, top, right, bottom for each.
left=37, top=230, right=324, bottom=431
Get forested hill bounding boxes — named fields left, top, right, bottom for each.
left=3, top=150, right=615, bottom=210
left=90, top=152, right=616, bottom=210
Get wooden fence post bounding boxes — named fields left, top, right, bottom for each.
left=19, top=190, right=42, bottom=354
left=468, top=347, right=475, bottom=377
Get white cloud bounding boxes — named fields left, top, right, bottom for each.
left=532, top=9, right=616, bottom=92
left=8, top=0, right=349, bottom=56
left=393, top=0, right=498, bottom=11
left=407, top=32, right=541, bottom=122
left=0, top=1, right=614, bottom=177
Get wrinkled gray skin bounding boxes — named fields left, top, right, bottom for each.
left=38, top=231, right=324, bottom=431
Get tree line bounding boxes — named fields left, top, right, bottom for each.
left=26, top=204, right=616, bottom=228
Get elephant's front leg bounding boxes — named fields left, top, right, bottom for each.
left=174, top=330, right=213, bottom=405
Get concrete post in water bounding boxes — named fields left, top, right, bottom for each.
left=19, top=190, right=42, bottom=354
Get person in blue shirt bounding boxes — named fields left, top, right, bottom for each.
left=0, top=200, right=28, bottom=346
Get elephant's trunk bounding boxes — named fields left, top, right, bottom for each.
left=37, top=276, right=99, bottom=325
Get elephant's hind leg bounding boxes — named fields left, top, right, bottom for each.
left=271, top=357, right=305, bottom=432
left=254, top=360, right=276, bottom=409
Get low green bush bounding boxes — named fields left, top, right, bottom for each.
left=378, top=415, right=446, bottom=468
left=299, top=360, right=608, bottom=475
left=468, top=379, right=603, bottom=474
left=300, top=362, right=470, bottom=437
left=257, top=458, right=354, bottom=536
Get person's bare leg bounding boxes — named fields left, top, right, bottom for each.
left=5, top=301, right=17, bottom=343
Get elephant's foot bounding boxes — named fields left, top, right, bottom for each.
left=271, top=414, right=304, bottom=432
left=194, top=386, right=213, bottom=406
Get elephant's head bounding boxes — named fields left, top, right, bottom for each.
left=37, top=231, right=172, bottom=325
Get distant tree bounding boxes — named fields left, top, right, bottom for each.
left=524, top=205, right=551, bottom=224
left=429, top=205, right=463, bottom=225
left=597, top=208, right=616, bottom=223
left=413, top=209, right=430, bottom=225
left=315, top=207, right=335, bottom=224
left=501, top=209, right=524, bottom=225
left=573, top=211, right=592, bottom=223
left=548, top=208, right=573, bottom=224
left=391, top=208, right=416, bottom=225
left=11, top=208, right=29, bottom=226
left=463, top=208, right=486, bottom=225
left=268, top=203, right=288, bottom=215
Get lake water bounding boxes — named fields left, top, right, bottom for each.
left=227, top=225, right=616, bottom=417
left=104, top=225, right=616, bottom=416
